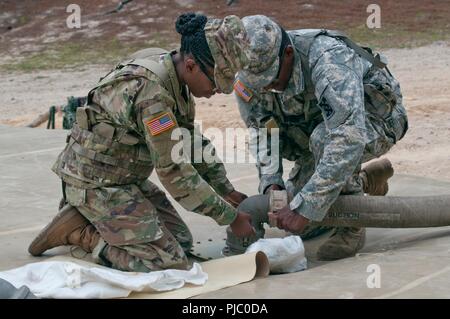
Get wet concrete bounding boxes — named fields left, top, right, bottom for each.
left=1, top=125, right=449, bottom=298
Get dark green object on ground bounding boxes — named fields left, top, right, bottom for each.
left=46, top=105, right=56, bottom=129
left=45, top=96, right=86, bottom=130
left=62, top=96, right=87, bottom=130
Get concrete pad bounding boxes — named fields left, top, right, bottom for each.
left=1, top=125, right=450, bottom=298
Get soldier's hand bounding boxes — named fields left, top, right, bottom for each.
left=268, top=205, right=309, bottom=233
left=230, top=212, right=256, bottom=238
left=224, top=190, right=248, bottom=208
left=264, top=184, right=284, bottom=194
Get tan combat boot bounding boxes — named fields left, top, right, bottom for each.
left=316, top=227, right=366, bottom=261
left=360, top=158, right=394, bottom=196
left=28, top=205, right=100, bottom=256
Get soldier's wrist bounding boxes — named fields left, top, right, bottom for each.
left=290, top=195, right=323, bottom=222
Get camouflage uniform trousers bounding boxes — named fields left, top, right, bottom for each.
left=65, top=180, right=193, bottom=272
left=286, top=90, right=408, bottom=238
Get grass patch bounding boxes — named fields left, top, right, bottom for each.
left=0, top=37, right=174, bottom=72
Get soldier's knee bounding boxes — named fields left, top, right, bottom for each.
left=102, top=242, right=190, bottom=272
left=138, top=251, right=190, bottom=272
left=162, top=223, right=193, bottom=253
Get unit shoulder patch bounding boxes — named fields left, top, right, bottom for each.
left=234, top=79, right=253, bottom=103
left=146, top=112, right=176, bottom=136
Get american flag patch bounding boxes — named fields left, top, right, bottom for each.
left=233, top=79, right=253, bottom=102
left=146, top=113, right=176, bottom=136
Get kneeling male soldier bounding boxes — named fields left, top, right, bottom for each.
left=28, top=14, right=255, bottom=272
left=204, top=15, right=408, bottom=260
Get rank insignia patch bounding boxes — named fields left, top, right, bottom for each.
left=233, top=79, right=253, bottom=102
left=146, top=113, right=176, bottom=136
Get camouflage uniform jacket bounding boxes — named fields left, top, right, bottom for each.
left=237, top=30, right=407, bottom=221
left=52, top=50, right=237, bottom=225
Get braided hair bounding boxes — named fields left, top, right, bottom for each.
left=175, top=13, right=215, bottom=74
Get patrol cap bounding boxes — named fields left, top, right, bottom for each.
left=240, top=15, right=282, bottom=90
left=204, top=15, right=250, bottom=94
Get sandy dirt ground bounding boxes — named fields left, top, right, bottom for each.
left=1, top=41, right=449, bottom=182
